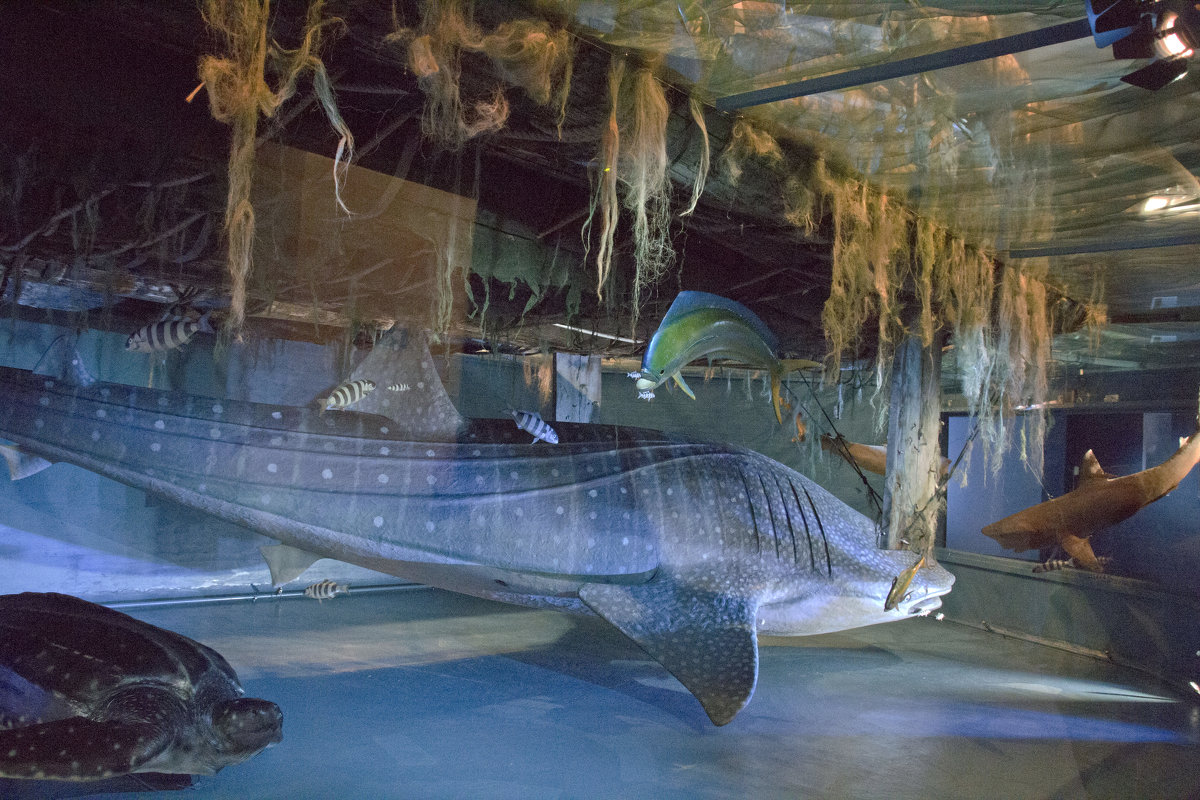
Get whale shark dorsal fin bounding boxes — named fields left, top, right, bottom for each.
left=260, top=544, right=324, bottom=587
left=579, top=580, right=759, bottom=726
left=1079, top=450, right=1113, bottom=484
left=348, top=327, right=466, bottom=441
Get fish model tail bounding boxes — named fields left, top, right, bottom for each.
left=770, top=359, right=820, bottom=426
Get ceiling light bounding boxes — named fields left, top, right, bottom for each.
left=1155, top=12, right=1194, bottom=58
left=1142, top=195, right=1171, bottom=212
left=1136, top=188, right=1200, bottom=216
left=1087, top=0, right=1200, bottom=89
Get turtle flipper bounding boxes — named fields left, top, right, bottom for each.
left=0, top=716, right=170, bottom=780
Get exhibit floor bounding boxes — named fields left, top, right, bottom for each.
left=4, top=586, right=1198, bottom=800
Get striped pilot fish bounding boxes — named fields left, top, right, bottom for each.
left=125, top=310, right=214, bottom=353
left=510, top=408, right=558, bottom=444
left=320, top=379, right=376, bottom=413
left=303, top=579, right=349, bottom=602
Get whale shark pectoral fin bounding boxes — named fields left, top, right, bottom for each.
left=260, top=544, right=324, bottom=587
left=579, top=580, right=759, bottom=726
left=0, top=716, right=167, bottom=779
left=671, top=372, right=696, bottom=400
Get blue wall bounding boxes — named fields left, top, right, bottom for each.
left=947, top=405, right=1200, bottom=595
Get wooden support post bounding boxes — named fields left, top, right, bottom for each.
left=882, top=332, right=944, bottom=552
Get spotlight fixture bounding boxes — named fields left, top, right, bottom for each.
left=1087, top=0, right=1200, bottom=88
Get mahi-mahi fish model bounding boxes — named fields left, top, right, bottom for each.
left=0, top=330, right=953, bottom=725
left=634, top=291, right=820, bottom=424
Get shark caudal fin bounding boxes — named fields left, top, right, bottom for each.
left=579, top=579, right=759, bottom=726
left=346, top=328, right=466, bottom=441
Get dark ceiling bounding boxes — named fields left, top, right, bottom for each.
left=0, top=0, right=1170, bottom=373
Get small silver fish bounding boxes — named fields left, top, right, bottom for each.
left=387, top=382, right=409, bottom=392
left=125, top=310, right=214, bottom=353
left=303, top=579, right=349, bottom=602
left=321, top=379, right=376, bottom=412
left=510, top=409, right=558, bottom=444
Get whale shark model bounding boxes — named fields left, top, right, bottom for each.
left=0, top=331, right=953, bottom=725
left=983, top=431, right=1200, bottom=571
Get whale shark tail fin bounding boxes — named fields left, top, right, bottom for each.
left=346, top=327, right=466, bottom=441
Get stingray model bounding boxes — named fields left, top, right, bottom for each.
left=0, top=592, right=281, bottom=781
left=0, top=330, right=953, bottom=725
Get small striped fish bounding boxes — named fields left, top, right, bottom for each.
left=158, top=287, right=202, bottom=323
left=303, top=579, right=349, bottom=602
left=510, top=409, right=558, bottom=444
left=125, top=311, right=213, bottom=353
left=321, top=379, right=376, bottom=412
left=1032, top=556, right=1112, bottom=573
left=387, top=382, right=409, bottom=392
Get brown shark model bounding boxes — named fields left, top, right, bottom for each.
left=819, top=435, right=950, bottom=478
left=981, top=431, right=1200, bottom=571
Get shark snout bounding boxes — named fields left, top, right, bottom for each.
left=895, top=560, right=955, bottom=616
left=902, top=593, right=944, bottom=616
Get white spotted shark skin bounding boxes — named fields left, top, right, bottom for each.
left=0, top=592, right=281, bottom=781
left=0, top=341, right=953, bottom=726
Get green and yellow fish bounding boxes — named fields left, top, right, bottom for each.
left=635, top=291, right=817, bottom=423
left=884, top=553, right=926, bottom=611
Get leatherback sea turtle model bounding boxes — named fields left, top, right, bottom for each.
left=0, top=592, right=281, bottom=781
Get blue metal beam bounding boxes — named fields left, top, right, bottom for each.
left=715, top=18, right=1094, bottom=110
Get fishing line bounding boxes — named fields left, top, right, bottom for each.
left=786, top=369, right=885, bottom=519
left=898, top=420, right=981, bottom=554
